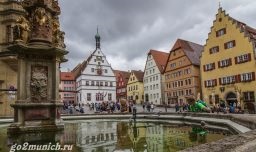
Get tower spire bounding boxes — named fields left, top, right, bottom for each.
left=95, top=27, right=101, bottom=49
left=219, top=0, right=221, bottom=8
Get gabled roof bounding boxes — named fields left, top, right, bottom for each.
left=205, top=8, right=256, bottom=47
left=170, top=39, right=203, bottom=66
left=229, top=17, right=256, bottom=42
left=148, top=50, right=169, bottom=73
left=60, top=72, right=75, bottom=81
left=132, top=70, right=144, bottom=82
left=71, top=50, right=95, bottom=79
left=114, top=70, right=131, bottom=84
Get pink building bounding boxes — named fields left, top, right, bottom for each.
left=60, top=72, right=77, bottom=104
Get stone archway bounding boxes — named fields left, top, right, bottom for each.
left=226, top=92, right=237, bottom=106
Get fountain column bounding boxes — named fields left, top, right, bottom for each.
left=5, top=0, right=68, bottom=134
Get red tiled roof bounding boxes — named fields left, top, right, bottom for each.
left=114, top=70, right=131, bottom=84
left=148, top=50, right=169, bottom=73
left=60, top=72, right=75, bottom=81
left=132, top=70, right=144, bottom=82
left=170, top=39, right=203, bottom=66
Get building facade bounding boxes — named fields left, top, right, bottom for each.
left=75, top=31, right=116, bottom=105
left=0, top=0, right=24, bottom=116
left=143, top=50, right=169, bottom=105
left=201, top=7, right=256, bottom=113
left=127, top=70, right=144, bottom=104
left=60, top=72, right=76, bottom=105
left=164, top=39, right=203, bottom=106
left=114, top=70, right=130, bottom=102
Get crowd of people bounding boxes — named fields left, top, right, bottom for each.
left=174, top=101, right=244, bottom=114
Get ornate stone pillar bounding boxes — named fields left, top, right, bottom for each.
left=6, top=0, right=68, bottom=134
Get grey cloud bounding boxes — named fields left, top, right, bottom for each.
left=59, top=0, right=256, bottom=71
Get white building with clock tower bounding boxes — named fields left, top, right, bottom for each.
left=75, top=30, right=116, bottom=105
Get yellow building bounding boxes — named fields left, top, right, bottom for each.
left=127, top=70, right=144, bottom=104
left=201, top=7, right=256, bottom=113
left=0, top=0, right=24, bottom=116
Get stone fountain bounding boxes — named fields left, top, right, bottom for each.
left=1, top=0, right=68, bottom=134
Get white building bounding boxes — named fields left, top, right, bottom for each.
left=75, top=31, right=116, bottom=105
left=143, top=50, right=169, bottom=105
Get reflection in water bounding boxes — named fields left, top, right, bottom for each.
left=0, top=121, right=232, bottom=152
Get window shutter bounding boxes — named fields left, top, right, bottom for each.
left=236, top=74, right=241, bottom=83
left=203, top=65, right=206, bottom=72
left=213, top=62, right=215, bottom=70
left=235, top=57, right=238, bottom=64
left=252, top=72, right=255, bottom=81
left=217, top=46, right=219, bottom=52
left=233, top=40, right=236, bottom=47
left=209, top=49, right=212, bottom=54
left=218, top=61, right=221, bottom=68
left=229, top=58, right=232, bottom=66
left=214, top=79, right=217, bottom=86
left=248, top=53, right=251, bottom=61
left=216, top=31, right=218, bottom=37
left=204, top=81, right=207, bottom=88
left=219, top=78, right=222, bottom=85
left=224, top=28, right=226, bottom=34
left=224, top=43, right=227, bottom=49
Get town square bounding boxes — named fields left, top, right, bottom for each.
left=0, top=0, right=256, bottom=152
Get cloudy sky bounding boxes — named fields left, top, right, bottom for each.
left=59, top=0, right=256, bottom=72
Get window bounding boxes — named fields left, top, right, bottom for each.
left=91, top=81, right=95, bottom=86
left=218, top=58, right=232, bottom=68
left=243, top=92, right=255, bottom=102
left=204, top=63, right=215, bottom=71
left=204, top=79, right=217, bottom=87
left=156, top=75, right=158, bottom=80
left=170, top=63, right=176, bottom=68
left=105, top=82, right=108, bottom=86
left=86, top=81, right=89, bottom=86
left=96, top=93, right=104, bottom=101
left=184, top=68, right=191, bottom=74
left=91, top=68, right=94, bottom=72
left=105, top=69, right=108, bottom=73
left=100, top=82, right=103, bottom=86
left=110, top=82, right=113, bottom=87
left=96, top=81, right=99, bottom=86
left=216, top=28, right=226, bottom=37
left=224, top=40, right=236, bottom=49
left=108, top=93, right=112, bottom=100
left=136, top=85, right=138, bottom=90
left=240, top=72, right=255, bottom=82
left=235, top=53, right=251, bottom=64
left=220, top=76, right=236, bottom=85
left=188, top=79, right=191, bottom=85
left=87, top=93, right=91, bottom=101
left=209, top=46, right=219, bottom=54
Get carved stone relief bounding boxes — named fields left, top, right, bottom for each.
left=30, top=66, right=48, bottom=102
left=13, top=16, right=30, bottom=42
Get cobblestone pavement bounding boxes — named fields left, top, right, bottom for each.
left=62, top=104, right=176, bottom=115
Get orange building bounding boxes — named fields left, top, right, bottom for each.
left=164, top=39, right=203, bottom=106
